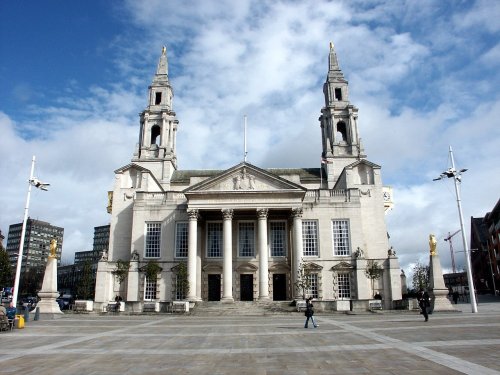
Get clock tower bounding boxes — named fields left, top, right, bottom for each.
left=319, top=43, right=366, bottom=188
left=132, top=46, right=179, bottom=188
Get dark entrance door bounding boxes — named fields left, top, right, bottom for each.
left=208, top=274, right=221, bottom=301
left=273, top=273, right=287, bottom=301
left=240, top=274, right=254, bottom=301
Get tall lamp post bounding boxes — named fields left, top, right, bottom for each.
left=12, top=155, right=50, bottom=310
left=433, top=146, right=477, bottom=313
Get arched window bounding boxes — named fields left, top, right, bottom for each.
left=336, top=121, right=347, bottom=143
left=150, top=125, right=161, bottom=146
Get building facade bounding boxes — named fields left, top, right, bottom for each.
left=480, top=198, right=500, bottom=294
left=94, top=45, right=402, bottom=311
left=6, top=218, right=64, bottom=272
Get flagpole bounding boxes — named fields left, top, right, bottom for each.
left=244, top=115, right=247, bottom=162
left=12, top=156, right=36, bottom=308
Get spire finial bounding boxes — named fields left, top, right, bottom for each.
left=162, top=45, right=166, bottom=55
left=329, top=41, right=334, bottom=50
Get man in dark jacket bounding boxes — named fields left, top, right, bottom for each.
left=418, top=289, right=430, bottom=322
left=304, top=297, right=318, bottom=328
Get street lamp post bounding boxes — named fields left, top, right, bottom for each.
left=11, top=156, right=50, bottom=310
left=433, top=146, right=478, bottom=313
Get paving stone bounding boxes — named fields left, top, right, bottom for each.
left=0, top=299, right=499, bottom=374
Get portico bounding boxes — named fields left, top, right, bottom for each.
left=183, top=165, right=306, bottom=302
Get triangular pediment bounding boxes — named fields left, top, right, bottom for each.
left=331, top=261, right=355, bottom=271
left=304, top=262, right=323, bottom=271
left=335, top=159, right=381, bottom=189
left=184, top=162, right=307, bottom=194
left=114, top=163, right=164, bottom=192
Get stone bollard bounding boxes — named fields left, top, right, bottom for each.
left=34, top=306, right=40, bottom=321
left=24, top=306, right=30, bottom=322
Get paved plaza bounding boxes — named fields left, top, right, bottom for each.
left=0, top=298, right=499, bottom=375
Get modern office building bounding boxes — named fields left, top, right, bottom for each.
left=465, top=199, right=500, bottom=296
left=94, top=44, right=401, bottom=312
left=6, top=218, right=64, bottom=272
left=92, top=224, right=110, bottom=255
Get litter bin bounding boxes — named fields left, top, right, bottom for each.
left=15, top=314, right=25, bottom=329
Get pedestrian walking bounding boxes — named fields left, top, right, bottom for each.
left=304, top=297, right=318, bottom=328
left=418, top=289, right=430, bottom=322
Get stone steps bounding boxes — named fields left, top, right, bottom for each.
left=190, top=301, right=296, bottom=316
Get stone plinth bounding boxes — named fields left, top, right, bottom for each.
left=37, top=256, right=63, bottom=315
left=429, top=251, right=457, bottom=312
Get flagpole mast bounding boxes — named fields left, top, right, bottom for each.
left=244, top=115, right=247, bottom=162
left=12, top=155, right=36, bottom=308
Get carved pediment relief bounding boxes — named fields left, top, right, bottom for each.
left=185, top=163, right=306, bottom=193
left=331, top=261, right=355, bottom=271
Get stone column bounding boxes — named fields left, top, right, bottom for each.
left=222, top=209, right=234, bottom=302
left=429, top=249, right=457, bottom=312
left=291, top=208, right=303, bottom=299
left=161, top=113, right=167, bottom=148
left=168, top=120, right=173, bottom=152
left=187, top=209, right=199, bottom=301
left=37, top=254, right=63, bottom=315
left=172, top=121, right=178, bottom=155
left=257, top=208, right=270, bottom=300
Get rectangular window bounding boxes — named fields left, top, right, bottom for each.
left=270, top=221, right=286, bottom=257
left=144, top=276, right=157, bottom=300
left=306, top=273, right=318, bottom=299
left=238, top=222, right=255, bottom=257
left=302, top=220, right=319, bottom=256
left=332, top=220, right=350, bottom=256
left=155, top=92, right=162, bottom=105
left=335, top=88, right=342, bottom=101
left=145, top=222, right=161, bottom=258
left=207, top=222, right=223, bottom=258
left=175, top=222, right=188, bottom=258
left=337, top=273, right=351, bottom=299
left=175, top=275, right=186, bottom=300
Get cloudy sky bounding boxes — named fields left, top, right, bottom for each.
left=1, top=0, right=499, bottom=280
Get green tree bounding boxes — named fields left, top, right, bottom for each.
left=412, top=262, right=430, bottom=291
left=175, top=262, right=189, bottom=299
left=144, top=260, right=162, bottom=281
left=365, top=260, right=383, bottom=297
left=76, top=260, right=95, bottom=300
left=114, top=259, right=130, bottom=286
left=20, top=267, right=44, bottom=296
left=0, top=242, right=13, bottom=288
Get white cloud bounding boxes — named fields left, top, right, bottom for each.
left=1, top=0, right=498, bottom=274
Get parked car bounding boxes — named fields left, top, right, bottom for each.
left=21, top=297, right=38, bottom=311
left=56, top=295, right=74, bottom=310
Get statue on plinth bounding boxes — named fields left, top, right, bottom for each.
left=428, top=233, right=457, bottom=312
left=429, top=234, right=437, bottom=256
left=37, top=238, right=63, bottom=316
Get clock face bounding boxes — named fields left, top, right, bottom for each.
left=383, top=192, right=391, bottom=201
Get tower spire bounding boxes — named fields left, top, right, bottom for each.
left=327, top=41, right=346, bottom=84
left=319, top=42, right=364, bottom=188
left=153, top=45, right=169, bottom=85
left=134, top=46, right=179, bottom=187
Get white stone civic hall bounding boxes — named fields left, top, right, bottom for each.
left=94, top=44, right=402, bottom=312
